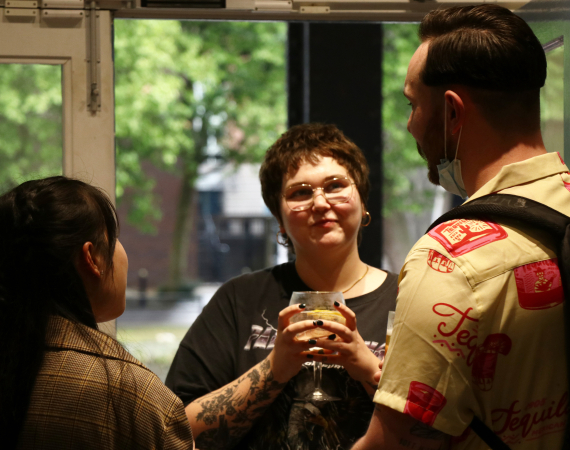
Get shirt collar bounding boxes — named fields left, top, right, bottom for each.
left=46, top=316, right=146, bottom=369
left=467, top=152, right=569, bottom=202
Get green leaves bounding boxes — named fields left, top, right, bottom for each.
left=114, top=20, right=287, bottom=233
left=383, top=24, right=434, bottom=217
left=0, top=64, right=63, bottom=192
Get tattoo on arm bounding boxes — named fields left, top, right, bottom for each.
left=194, top=358, right=287, bottom=449
left=409, top=422, right=445, bottom=440
left=396, top=422, right=447, bottom=450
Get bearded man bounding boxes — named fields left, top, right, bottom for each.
left=354, top=4, right=570, bottom=450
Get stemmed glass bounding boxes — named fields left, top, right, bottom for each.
left=289, top=291, right=346, bottom=401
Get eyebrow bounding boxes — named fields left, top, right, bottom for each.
left=285, top=174, right=348, bottom=189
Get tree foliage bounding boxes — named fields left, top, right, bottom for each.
left=114, top=20, right=287, bottom=285
left=114, top=20, right=287, bottom=234
left=382, top=23, right=434, bottom=218
left=0, top=64, right=62, bottom=192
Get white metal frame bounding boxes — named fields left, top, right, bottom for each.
left=0, top=8, right=114, bottom=197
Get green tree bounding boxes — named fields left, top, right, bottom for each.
left=0, top=64, right=62, bottom=192
left=114, top=20, right=287, bottom=288
left=382, top=24, right=435, bottom=270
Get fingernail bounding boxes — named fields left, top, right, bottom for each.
left=313, top=320, right=317, bottom=326
left=334, top=301, right=340, bottom=307
left=299, top=303, right=306, bottom=309
left=308, top=339, right=317, bottom=345
left=307, top=354, right=314, bottom=359
left=318, top=349, right=325, bottom=354
left=328, top=334, right=336, bottom=340
left=316, top=320, right=323, bottom=326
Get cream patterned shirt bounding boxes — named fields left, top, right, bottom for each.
left=375, top=152, right=570, bottom=449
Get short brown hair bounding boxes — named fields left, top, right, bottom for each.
left=419, top=4, right=546, bottom=133
left=259, top=123, right=370, bottom=227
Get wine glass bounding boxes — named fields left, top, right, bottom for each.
left=289, top=291, right=346, bottom=401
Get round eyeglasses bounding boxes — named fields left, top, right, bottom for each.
left=282, top=177, right=355, bottom=211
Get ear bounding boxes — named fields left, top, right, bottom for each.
left=444, top=90, right=465, bottom=135
left=77, top=242, right=105, bottom=278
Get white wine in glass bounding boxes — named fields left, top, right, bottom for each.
left=289, top=291, right=346, bottom=402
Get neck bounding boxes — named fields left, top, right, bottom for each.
left=294, top=244, right=366, bottom=293
left=459, top=127, right=547, bottom=197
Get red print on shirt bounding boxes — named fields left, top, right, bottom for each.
left=472, top=334, right=512, bottom=391
left=514, top=259, right=563, bottom=310
left=557, top=152, right=565, bottom=165
left=427, top=250, right=455, bottom=273
left=561, top=174, right=570, bottom=193
left=428, top=219, right=508, bottom=257
left=404, top=382, right=447, bottom=426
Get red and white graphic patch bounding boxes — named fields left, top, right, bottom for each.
left=427, top=250, right=455, bottom=273
left=514, top=259, right=563, bottom=310
left=428, top=219, right=508, bottom=257
left=471, top=334, right=512, bottom=391
left=403, top=382, right=447, bottom=426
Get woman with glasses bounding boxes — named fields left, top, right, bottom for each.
left=166, top=123, right=397, bottom=450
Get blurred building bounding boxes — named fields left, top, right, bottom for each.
left=118, top=161, right=276, bottom=290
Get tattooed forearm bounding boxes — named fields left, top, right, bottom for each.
left=192, top=357, right=287, bottom=449
left=395, top=422, right=447, bottom=450
left=409, top=422, right=445, bottom=440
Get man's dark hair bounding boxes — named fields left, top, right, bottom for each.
left=419, top=4, right=546, bottom=132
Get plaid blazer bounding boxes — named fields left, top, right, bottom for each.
left=18, top=316, right=193, bottom=450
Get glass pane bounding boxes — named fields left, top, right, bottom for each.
left=0, top=64, right=62, bottom=191
left=114, top=20, right=287, bottom=381
left=541, top=42, right=564, bottom=154
left=382, top=23, right=440, bottom=273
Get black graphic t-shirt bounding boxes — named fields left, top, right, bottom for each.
left=166, top=262, right=398, bottom=450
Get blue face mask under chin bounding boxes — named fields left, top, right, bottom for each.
left=437, top=101, right=468, bottom=200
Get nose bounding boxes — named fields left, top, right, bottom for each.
left=312, top=188, right=330, bottom=210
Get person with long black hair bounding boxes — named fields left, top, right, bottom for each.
left=0, top=176, right=194, bottom=450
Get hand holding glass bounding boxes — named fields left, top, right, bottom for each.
left=289, top=291, right=346, bottom=401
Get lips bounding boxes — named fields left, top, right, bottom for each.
left=313, top=219, right=336, bottom=227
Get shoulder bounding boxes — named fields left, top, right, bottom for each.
left=34, top=347, right=191, bottom=443
left=217, top=262, right=290, bottom=290
left=209, top=262, right=293, bottom=303
left=408, top=217, right=556, bottom=286
left=367, top=269, right=398, bottom=297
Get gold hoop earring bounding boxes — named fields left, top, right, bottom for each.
left=361, top=211, right=371, bottom=227
left=276, top=231, right=289, bottom=247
